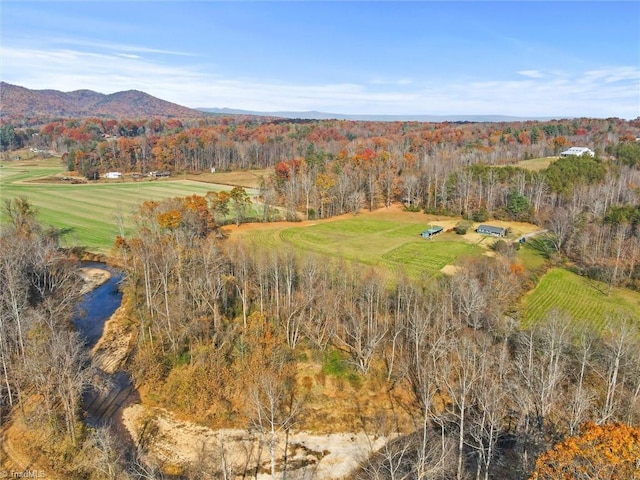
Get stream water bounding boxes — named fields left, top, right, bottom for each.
left=73, top=262, right=123, bottom=348
left=73, top=262, right=136, bottom=428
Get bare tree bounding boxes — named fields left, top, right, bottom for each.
left=90, top=426, right=130, bottom=480
left=543, top=206, right=576, bottom=254
left=441, top=335, right=480, bottom=480
left=567, top=327, right=598, bottom=435
left=250, top=369, right=300, bottom=479
left=334, top=274, right=388, bottom=374
left=514, top=309, right=570, bottom=446
left=450, top=273, right=487, bottom=329
left=468, top=338, right=511, bottom=480
left=596, top=317, right=639, bottom=423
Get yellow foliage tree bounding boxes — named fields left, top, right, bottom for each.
left=531, top=422, right=640, bottom=480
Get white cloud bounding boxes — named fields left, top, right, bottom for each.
left=60, top=38, right=197, bottom=57
left=116, top=53, right=141, bottom=59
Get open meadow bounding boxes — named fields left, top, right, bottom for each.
left=185, top=168, right=272, bottom=188
left=229, top=206, right=539, bottom=282
left=0, top=154, right=260, bottom=253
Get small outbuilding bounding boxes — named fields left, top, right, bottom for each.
left=149, top=171, right=171, bottom=178
left=560, top=147, right=595, bottom=157
left=476, top=224, right=506, bottom=237
left=104, top=171, right=122, bottom=179
left=421, top=225, right=443, bottom=238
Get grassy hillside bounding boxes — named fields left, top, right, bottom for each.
left=522, top=267, right=640, bottom=328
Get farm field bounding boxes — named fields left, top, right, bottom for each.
left=0, top=156, right=260, bottom=253
left=232, top=209, right=503, bottom=281
left=521, top=268, right=640, bottom=329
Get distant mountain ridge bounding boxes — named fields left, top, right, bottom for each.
left=199, top=107, right=555, bottom=123
left=0, top=82, right=557, bottom=122
left=0, top=82, right=206, bottom=119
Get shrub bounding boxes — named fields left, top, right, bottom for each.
left=491, top=239, right=515, bottom=257
left=472, top=208, right=489, bottom=222
left=454, top=220, right=473, bottom=235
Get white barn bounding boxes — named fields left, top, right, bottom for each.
left=560, top=147, right=595, bottom=157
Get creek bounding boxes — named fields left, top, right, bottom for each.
left=73, top=262, right=123, bottom=348
left=73, top=262, right=136, bottom=428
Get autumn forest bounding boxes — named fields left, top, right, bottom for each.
left=1, top=112, right=640, bottom=479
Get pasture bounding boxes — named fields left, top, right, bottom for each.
left=0, top=155, right=260, bottom=253
left=232, top=210, right=487, bottom=281
left=521, top=268, right=640, bottom=329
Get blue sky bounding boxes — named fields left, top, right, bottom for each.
left=2, top=1, right=639, bottom=118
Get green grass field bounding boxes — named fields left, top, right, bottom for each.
left=238, top=215, right=483, bottom=280
left=0, top=156, right=260, bottom=253
left=507, top=156, right=558, bottom=172
left=522, top=268, right=640, bottom=329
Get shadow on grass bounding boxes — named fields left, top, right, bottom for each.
left=526, top=235, right=556, bottom=259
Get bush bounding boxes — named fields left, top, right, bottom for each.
left=454, top=220, right=473, bottom=235
left=85, top=170, right=99, bottom=181
left=472, top=208, right=489, bottom=222
left=491, top=239, right=515, bottom=257
left=404, top=204, right=422, bottom=212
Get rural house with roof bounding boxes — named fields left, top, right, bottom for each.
left=560, top=147, right=595, bottom=157
left=421, top=225, right=443, bottom=238
left=476, top=224, right=506, bottom=237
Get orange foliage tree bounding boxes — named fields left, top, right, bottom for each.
left=156, top=209, right=182, bottom=230
left=531, top=422, right=640, bottom=480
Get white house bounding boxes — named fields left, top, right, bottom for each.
left=560, top=147, right=595, bottom=157
left=104, top=172, right=122, bottom=179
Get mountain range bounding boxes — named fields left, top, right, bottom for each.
left=0, top=82, right=556, bottom=122
left=0, top=82, right=205, bottom=119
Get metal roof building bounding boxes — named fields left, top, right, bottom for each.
left=560, top=147, right=595, bottom=157
left=476, top=225, right=506, bottom=237
left=421, top=225, right=443, bottom=238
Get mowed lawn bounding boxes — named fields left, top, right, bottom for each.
left=522, top=268, right=640, bottom=329
left=0, top=157, right=258, bottom=253
left=236, top=214, right=484, bottom=280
